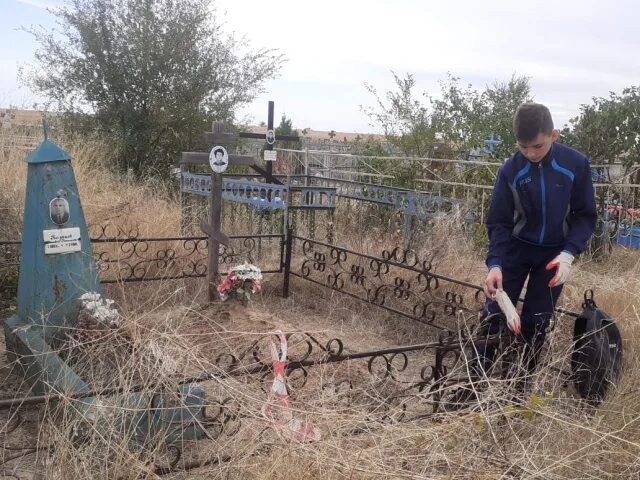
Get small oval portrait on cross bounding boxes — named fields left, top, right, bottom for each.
left=266, top=129, right=275, bottom=145
left=49, top=197, right=70, bottom=226
left=209, top=146, right=229, bottom=173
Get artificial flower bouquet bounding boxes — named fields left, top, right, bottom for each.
left=217, top=263, right=263, bottom=303
left=73, top=292, right=121, bottom=343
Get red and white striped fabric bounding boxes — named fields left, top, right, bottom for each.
left=261, top=331, right=321, bottom=442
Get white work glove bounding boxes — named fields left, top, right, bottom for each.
left=484, top=267, right=503, bottom=299
left=494, top=289, right=521, bottom=335
left=545, top=251, right=574, bottom=287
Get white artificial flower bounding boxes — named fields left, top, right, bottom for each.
left=77, top=291, right=120, bottom=328
left=80, top=292, right=101, bottom=303
left=84, top=301, right=99, bottom=311
left=230, top=262, right=263, bottom=282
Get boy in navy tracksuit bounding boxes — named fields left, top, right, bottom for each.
left=484, top=103, right=597, bottom=369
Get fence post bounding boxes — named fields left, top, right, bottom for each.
left=304, top=148, right=309, bottom=186
left=282, top=226, right=293, bottom=298
left=179, top=166, right=193, bottom=235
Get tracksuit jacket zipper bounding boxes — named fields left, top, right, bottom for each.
left=538, top=163, right=546, bottom=244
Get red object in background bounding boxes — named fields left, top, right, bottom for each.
left=217, top=270, right=262, bottom=299
left=606, top=204, right=639, bottom=218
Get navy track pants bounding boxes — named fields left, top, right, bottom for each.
left=485, top=239, right=565, bottom=346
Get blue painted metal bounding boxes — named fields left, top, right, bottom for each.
left=14, top=142, right=100, bottom=340
left=152, top=385, right=207, bottom=442
left=483, top=134, right=502, bottom=154
left=617, top=225, right=640, bottom=249
left=290, top=186, right=336, bottom=209
left=5, top=320, right=91, bottom=396
left=5, top=131, right=102, bottom=404
left=590, top=165, right=610, bottom=183
left=310, top=177, right=464, bottom=219
left=181, top=172, right=287, bottom=210
left=25, top=139, right=71, bottom=164
left=223, top=178, right=287, bottom=210
left=4, top=132, right=207, bottom=445
left=181, top=172, right=461, bottom=218
left=111, top=385, right=206, bottom=445
left=182, top=172, right=212, bottom=196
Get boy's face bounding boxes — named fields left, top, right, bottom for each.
left=517, top=130, right=559, bottom=163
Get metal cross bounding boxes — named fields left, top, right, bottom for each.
left=179, top=101, right=299, bottom=301
left=234, top=101, right=300, bottom=182
left=483, top=134, right=502, bottom=154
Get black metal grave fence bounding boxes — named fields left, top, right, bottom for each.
left=0, top=221, right=621, bottom=468
left=0, top=224, right=285, bottom=291
left=283, top=232, right=487, bottom=330
left=206, top=326, right=519, bottom=422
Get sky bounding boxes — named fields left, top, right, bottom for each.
left=2, top=0, right=640, bottom=133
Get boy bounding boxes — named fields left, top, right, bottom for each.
left=484, top=103, right=597, bottom=368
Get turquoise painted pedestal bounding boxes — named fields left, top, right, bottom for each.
left=3, top=128, right=206, bottom=444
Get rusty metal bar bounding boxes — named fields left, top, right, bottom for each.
left=0, top=329, right=510, bottom=411
left=0, top=371, right=219, bottom=410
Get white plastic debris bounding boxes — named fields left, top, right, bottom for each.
left=261, top=331, right=321, bottom=442
left=494, top=289, right=521, bottom=334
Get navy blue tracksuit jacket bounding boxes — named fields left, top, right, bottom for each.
left=485, top=142, right=597, bottom=343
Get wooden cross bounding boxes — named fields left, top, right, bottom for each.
left=180, top=101, right=299, bottom=301
left=182, top=102, right=299, bottom=182
left=235, top=101, right=300, bottom=182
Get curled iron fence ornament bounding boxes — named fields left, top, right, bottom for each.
left=204, top=320, right=519, bottom=421
left=93, top=231, right=282, bottom=283
left=293, top=236, right=485, bottom=327
left=1, top=224, right=284, bottom=285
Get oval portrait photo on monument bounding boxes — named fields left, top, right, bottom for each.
left=49, top=197, right=70, bottom=226
left=209, top=146, right=229, bottom=174
left=266, top=129, right=275, bottom=145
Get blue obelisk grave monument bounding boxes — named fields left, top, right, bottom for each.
left=14, top=130, right=99, bottom=334
left=4, top=125, right=98, bottom=394
left=3, top=124, right=206, bottom=443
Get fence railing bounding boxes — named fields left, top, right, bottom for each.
left=205, top=171, right=640, bottom=247
left=2, top=219, right=588, bottom=330
left=286, top=234, right=486, bottom=330
left=0, top=229, right=285, bottom=290
left=274, top=151, right=640, bottom=247
left=278, top=148, right=637, bottom=182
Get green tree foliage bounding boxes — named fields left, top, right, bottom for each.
left=363, top=72, right=436, bottom=157
left=275, top=113, right=295, bottom=137
left=23, top=0, right=284, bottom=176
left=274, top=113, right=300, bottom=149
left=479, top=75, right=532, bottom=160
left=431, top=74, right=487, bottom=151
left=562, top=87, right=640, bottom=174
left=363, top=72, right=532, bottom=161
left=350, top=135, right=388, bottom=157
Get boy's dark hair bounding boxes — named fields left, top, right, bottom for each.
left=513, top=103, right=554, bottom=142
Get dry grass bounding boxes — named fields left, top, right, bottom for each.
left=0, top=129, right=181, bottom=240
left=1, top=131, right=640, bottom=479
